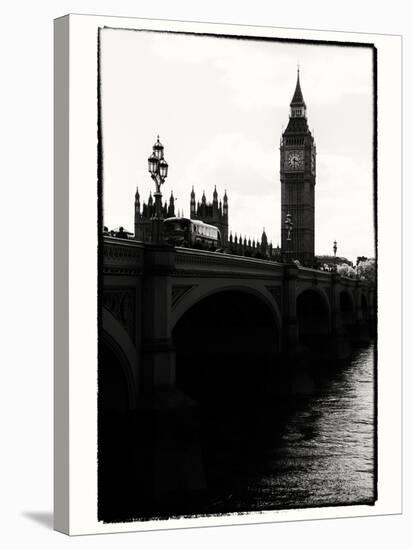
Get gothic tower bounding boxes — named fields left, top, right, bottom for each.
left=190, top=186, right=196, bottom=218
left=134, top=187, right=175, bottom=242
left=280, top=69, right=316, bottom=265
left=190, top=187, right=229, bottom=246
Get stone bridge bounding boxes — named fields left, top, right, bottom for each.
left=101, top=236, right=375, bottom=409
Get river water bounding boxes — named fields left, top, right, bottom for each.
left=99, top=342, right=376, bottom=522
left=201, top=342, right=376, bottom=513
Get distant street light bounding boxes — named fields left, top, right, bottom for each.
left=148, top=136, right=169, bottom=242
left=333, top=240, right=337, bottom=271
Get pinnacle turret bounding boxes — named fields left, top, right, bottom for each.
left=290, top=69, right=306, bottom=107
left=289, top=69, right=307, bottom=119
left=135, top=187, right=141, bottom=210
left=168, top=190, right=175, bottom=217
left=261, top=227, right=268, bottom=245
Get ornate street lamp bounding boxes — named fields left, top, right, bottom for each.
left=284, top=212, right=293, bottom=262
left=333, top=240, right=337, bottom=271
left=285, top=213, right=293, bottom=240
left=158, top=158, right=169, bottom=179
left=148, top=152, right=159, bottom=175
left=153, top=136, right=164, bottom=160
left=147, top=135, right=169, bottom=242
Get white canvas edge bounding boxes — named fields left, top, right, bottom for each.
left=54, top=15, right=70, bottom=536
left=53, top=13, right=402, bottom=536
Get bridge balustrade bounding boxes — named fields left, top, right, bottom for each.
left=174, top=247, right=284, bottom=277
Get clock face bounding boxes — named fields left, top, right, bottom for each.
left=286, top=150, right=304, bottom=170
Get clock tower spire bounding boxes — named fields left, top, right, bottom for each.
left=280, top=69, right=316, bottom=265
left=290, top=67, right=307, bottom=118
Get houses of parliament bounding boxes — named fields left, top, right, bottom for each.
left=133, top=184, right=281, bottom=259
left=134, top=185, right=229, bottom=246
left=126, top=70, right=316, bottom=265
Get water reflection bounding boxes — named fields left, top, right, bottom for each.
left=207, top=344, right=376, bottom=511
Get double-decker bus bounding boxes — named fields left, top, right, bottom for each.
left=163, top=217, right=222, bottom=250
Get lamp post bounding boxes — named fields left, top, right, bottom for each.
left=333, top=240, right=337, bottom=271
left=148, top=136, right=168, bottom=243
left=284, top=212, right=293, bottom=262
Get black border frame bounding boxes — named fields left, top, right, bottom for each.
left=97, top=24, right=378, bottom=524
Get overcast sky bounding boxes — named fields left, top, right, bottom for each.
left=101, top=28, right=374, bottom=263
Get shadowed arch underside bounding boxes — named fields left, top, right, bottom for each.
left=171, top=290, right=284, bottom=498
left=297, top=289, right=331, bottom=350
left=172, top=290, right=280, bottom=406
left=361, top=294, right=369, bottom=320
left=340, top=290, right=355, bottom=328
left=98, top=333, right=136, bottom=522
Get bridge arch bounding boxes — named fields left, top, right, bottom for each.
left=98, top=310, right=138, bottom=518
left=172, top=287, right=281, bottom=405
left=296, top=288, right=331, bottom=349
left=360, top=293, right=369, bottom=320
left=100, top=307, right=137, bottom=410
left=171, top=283, right=282, bottom=338
left=340, top=289, right=355, bottom=327
left=296, top=285, right=331, bottom=312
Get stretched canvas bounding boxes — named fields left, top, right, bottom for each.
left=54, top=14, right=402, bottom=535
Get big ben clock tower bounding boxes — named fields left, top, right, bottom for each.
left=280, top=69, right=316, bottom=265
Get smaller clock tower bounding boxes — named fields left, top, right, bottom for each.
left=280, top=69, right=316, bottom=265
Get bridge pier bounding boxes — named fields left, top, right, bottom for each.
left=354, top=282, right=370, bottom=342
left=330, top=274, right=352, bottom=359
left=330, top=274, right=344, bottom=336
left=141, top=245, right=176, bottom=390
left=135, top=389, right=206, bottom=502
left=282, top=265, right=300, bottom=353
left=368, top=288, right=377, bottom=336
left=138, top=244, right=206, bottom=501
